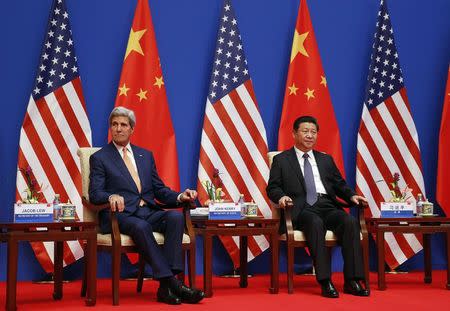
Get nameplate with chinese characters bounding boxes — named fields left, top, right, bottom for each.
left=14, top=203, right=53, bottom=223
left=380, top=202, right=414, bottom=218
left=209, top=202, right=242, bottom=220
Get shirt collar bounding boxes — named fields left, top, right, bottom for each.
left=112, top=141, right=133, bottom=156
left=294, top=146, right=314, bottom=159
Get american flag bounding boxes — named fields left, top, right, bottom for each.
left=356, top=0, right=424, bottom=269
left=15, top=0, right=92, bottom=273
left=197, top=0, right=272, bottom=266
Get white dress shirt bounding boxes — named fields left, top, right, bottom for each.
left=294, top=146, right=327, bottom=195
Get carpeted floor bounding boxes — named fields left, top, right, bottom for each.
left=1, top=271, right=449, bottom=310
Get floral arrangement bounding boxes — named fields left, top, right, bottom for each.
left=18, top=166, right=44, bottom=203
left=388, top=172, right=412, bottom=202
left=201, top=168, right=226, bottom=204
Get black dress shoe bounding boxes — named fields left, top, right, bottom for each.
left=344, top=280, right=370, bottom=296
left=320, top=280, right=339, bottom=298
left=157, top=287, right=181, bottom=305
left=172, top=284, right=205, bottom=304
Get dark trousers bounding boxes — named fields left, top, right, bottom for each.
left=295, top=196, right=364, bottom=282
left=117, top=206, right=185, bottom=279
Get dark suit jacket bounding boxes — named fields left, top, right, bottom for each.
left=89, top=142, right=180, bottom=232
left=266, top=148, right=355, bottom=231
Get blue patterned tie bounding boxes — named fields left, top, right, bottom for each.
left=303, top=153, right=317, bottom=206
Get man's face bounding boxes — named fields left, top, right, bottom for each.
left=110, top=116, right=133, bottom=146
left=292, top=122, right=318, bottom=152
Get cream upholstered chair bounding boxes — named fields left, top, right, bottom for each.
left=267, top=151, right=369, bottom=294
left=78, top=147, right=196, bottom=305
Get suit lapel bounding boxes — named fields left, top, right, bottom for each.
left=107, top=143, right=138, bottom=191
left=287, top=147, right=305, bottom=190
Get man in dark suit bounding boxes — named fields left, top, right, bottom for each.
left=89, top=106, right=204, bottom=305
left=267, top=116, right=369, bottom=298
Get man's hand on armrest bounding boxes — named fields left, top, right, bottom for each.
left=278, top=196, right=293, bottom=209
left=350, top=195, right=368, bottom=207
left=108, top=194, right=125, bottom=212
left=178, top=189, right=198, bottom=203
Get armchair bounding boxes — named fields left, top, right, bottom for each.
left=78, top=147, right=196, bottom=305
left=267, top=151, right=369, bottom=294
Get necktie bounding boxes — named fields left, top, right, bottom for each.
left=303, top=153, right=317, bottom=206
left=123, top=147, right=142, bottom=193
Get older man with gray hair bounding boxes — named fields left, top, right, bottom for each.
left=89, top=106, right=204, bottom=305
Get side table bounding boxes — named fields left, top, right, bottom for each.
left=366, top=217, right=450, bottom=290
left=0, top=221, right=97, bottom=311
left=191, top=216, right=279, bottom=297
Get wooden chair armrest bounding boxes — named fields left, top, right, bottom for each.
left=82, top=196, right=109, bottom=213
left=181, top=202, right=196, bottom=245
left=342, top=201, right=369, bottom=238
left=283, top=201, right=295, bottom=242
left=182, top=201, right=197, bottom=210
left=357, top=204, right=368, bottom=239
left=354, top=201, right=369, bottom=209
left=81, top=196, right=122, bottom=248
left=110, top=209, right=122, bottom=250
left=273, top=201, right=294, bottom=210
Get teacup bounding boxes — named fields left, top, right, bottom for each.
left=421, top=202, right=433, bottom=215
left=61, top=203, right=76, bottom=220
left=245, top=203, right=258, bottom=217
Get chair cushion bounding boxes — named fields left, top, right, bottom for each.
left=279, top=230, right=362, bottom=241
left=97, top=232, right=191, bottom=246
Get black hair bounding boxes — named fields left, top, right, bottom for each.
left=293, top=115, right=319, bottom=131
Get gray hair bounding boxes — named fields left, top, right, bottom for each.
left=109, top=106, right=136, bottom=128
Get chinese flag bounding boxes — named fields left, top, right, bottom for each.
left=112, top=0, right=180, bottom=191
left=437, top=65, right=450, bottom=216
left=278, top=0, right=345, bottom=175
left=113, top=0, right=180, bottom=264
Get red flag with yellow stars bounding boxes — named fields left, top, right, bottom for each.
left=437, top=65, right=450, bottom=216
left=278, top=0, right=345, bottom=175
left=112, top=0, right=180, bottom=191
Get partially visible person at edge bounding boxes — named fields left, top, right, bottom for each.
left=89, top=106, right=204, bottom=305
left=267, top=115, right=370, bottom=298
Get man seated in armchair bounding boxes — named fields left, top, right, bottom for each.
left=89, top=106, right=204, bottom=305
left=266, top=115, right=369, bottom=298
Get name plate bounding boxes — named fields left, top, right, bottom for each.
left=209, top=202, right=241, bottom=220
left=380, top=202, right=414, bottom=218
left=14, top=203, right=53, bottom=223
